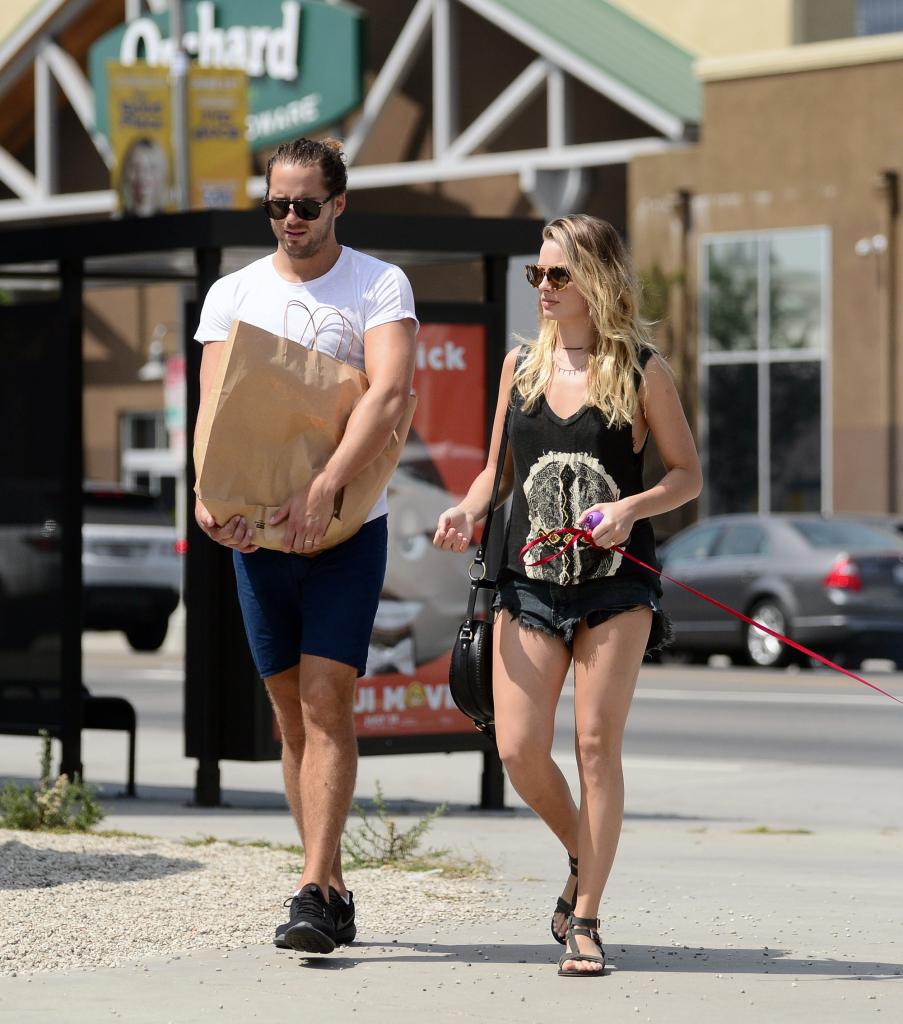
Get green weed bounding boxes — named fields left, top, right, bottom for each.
left=0, top=731, right=104, bottom=832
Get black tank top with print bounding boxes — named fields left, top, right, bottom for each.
left=503, top=347, right=660, bottom=588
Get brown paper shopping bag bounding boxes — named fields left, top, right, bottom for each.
left=194, top=307, right=416, bottom=552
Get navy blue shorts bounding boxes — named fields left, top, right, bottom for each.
left=232, top=515, right=388, bottom=679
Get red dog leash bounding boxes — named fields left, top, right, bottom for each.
left=520, top=526, right=903, bottom=706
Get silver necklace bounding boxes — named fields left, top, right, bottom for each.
left=554, top=360, right=588, bottom=375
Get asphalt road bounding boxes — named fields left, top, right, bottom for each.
left=83, top=649, right=903, bottom=771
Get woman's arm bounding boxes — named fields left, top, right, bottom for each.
left=433, top=346, right=521, bottom=553
left=582, top=354, right=702, bottom=548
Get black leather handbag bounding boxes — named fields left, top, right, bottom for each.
left=448, top=414, right=510, bottom=735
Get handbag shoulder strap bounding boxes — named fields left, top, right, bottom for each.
left=462, top=412, right=507, bottom=623
left=463, top=345, right=525, bottom=619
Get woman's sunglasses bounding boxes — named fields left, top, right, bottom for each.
left=524, top=264, right=572, bottom=290
left=262, top=194, right=337, bottom=221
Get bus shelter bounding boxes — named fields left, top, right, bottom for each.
left=0, top=209, right=542, bottom=807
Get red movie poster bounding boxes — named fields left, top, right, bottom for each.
left=355, top=323, right=488, bottom=738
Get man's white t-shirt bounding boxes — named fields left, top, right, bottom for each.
left=194, top=246, right=418, bottom=524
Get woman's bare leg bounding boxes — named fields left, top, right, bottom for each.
left=563, top=607, right=651, bottom=974
left=492, top=612, right=578, bottom=938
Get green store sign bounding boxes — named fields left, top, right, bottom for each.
left=89, top=0, right=364, bottom=151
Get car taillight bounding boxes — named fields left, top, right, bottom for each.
left=25, top=536, right=59, bottom=553
left=174, top=538, right=188, bottom=555
left=823, top=556, right=862, bottom=591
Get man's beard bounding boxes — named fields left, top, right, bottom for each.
left=277, top=211, right=334, bottom=260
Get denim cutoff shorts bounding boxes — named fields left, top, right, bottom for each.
left=492, top=568, right=672, bottom=654
left=232, top=515, right=388, bottom=679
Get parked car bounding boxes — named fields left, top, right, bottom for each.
left=835, top=513, right=903, bottom=537
left=83, top=483, right=183, bottom=651
left=370, top=466, right=473, bottom=675
left=0, top=481, right=61, bottom=650
left=657, top=514, right=903, bottom=669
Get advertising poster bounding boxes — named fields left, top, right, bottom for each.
left=107, top=62, right=174, bottom=217
left=187, top=67, right=250, bottom=209
left=355, top=324, right=489, bottom=739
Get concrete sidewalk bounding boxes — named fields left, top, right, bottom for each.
left=1, top=659, right=902, bottom=1022
left=1, top=809, right=900, bottom=1023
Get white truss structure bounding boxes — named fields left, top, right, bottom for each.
left=0, top=0, right=690, bottom=223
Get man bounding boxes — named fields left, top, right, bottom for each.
left=193, top=137, right=418, bottom=954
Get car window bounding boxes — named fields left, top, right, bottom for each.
left=83, top=489, right=172, bottom=527
left=715, top=524, right=768, bottom=557
left=791, top=519, right=903, bottom=550
left=661, top=523, right=722, bottom=566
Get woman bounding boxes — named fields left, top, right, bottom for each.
left=433, top=215, right=702, bottom=977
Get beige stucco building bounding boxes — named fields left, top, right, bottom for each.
left=630, top=34, right=903, bottom=518
left=0, top=0, right=900, bottom=523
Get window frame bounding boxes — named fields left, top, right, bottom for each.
left=698, top=226, right=832, bottom=516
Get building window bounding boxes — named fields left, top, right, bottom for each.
left=119, top=411, right=177, bottom=511
left=121, top=411, right=166, bottom=453
left=857, top=0, right=903, bottom=35
left=700, top=228, right=830, bottom=516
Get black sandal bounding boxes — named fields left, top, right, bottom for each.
left=550, top=854, right=578, bottom=945
left=557, top=914, right=606, bottom=977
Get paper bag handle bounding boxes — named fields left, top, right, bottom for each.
left=283, top=300, right=355, bottom=364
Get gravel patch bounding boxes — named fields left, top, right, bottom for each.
left=0, top=829, right=523, bottom=976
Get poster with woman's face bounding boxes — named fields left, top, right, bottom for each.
left=107, top=63, right=174, bottom=217
left=119, top=137, right=170, bottom=217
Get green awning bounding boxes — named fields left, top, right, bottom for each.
left=489, top=0, right=701, bottom=125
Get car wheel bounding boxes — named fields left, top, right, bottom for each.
left=745, top=599, right=792, bottom=668
left=126, top=619, right=169, bottom=652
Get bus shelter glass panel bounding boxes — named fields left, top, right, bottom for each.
left=0, top=302, right=66, bottom=730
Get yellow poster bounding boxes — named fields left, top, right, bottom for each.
left=107, top=62, right=174, bottom=217
left=187, top=67, right=250, bottom=209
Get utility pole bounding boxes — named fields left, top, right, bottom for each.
left=169, top=0, right=190, bottom=211
left=877, top=170, right=899, bottom=513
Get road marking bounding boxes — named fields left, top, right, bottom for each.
left=621, top=755, right=745, bottom=772
left=633, top=688, right=900, bottom=707
left=87, top=668, right=183, bottom=683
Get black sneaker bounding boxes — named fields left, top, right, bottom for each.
left=329, top=886, right=357, bottom=944
left=280, top=883, right=336, bottom=954
left=273, top=895, right=298, bottom=949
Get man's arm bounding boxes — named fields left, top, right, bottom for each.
left=270, top=317, right=417, bottom=552
left=195, top=340, right=258, bottom=553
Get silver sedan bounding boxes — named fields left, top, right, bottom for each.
left=657, top=514, right=903, bottom=669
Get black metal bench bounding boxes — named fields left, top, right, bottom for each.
left=0, top=687, right=137, bottom=797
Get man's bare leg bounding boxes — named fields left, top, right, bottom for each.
left=264, top=665, right=346, bottom=893
left=294, top=654, right=358, bottom=894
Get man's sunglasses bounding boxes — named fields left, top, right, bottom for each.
left=524, top=264, right=572, bottom=290
left=262, top=194, right=338, bottom=221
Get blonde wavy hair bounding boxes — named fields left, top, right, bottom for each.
left=513, top=214, right=659, bottom=427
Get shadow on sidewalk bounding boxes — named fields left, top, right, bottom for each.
left=281, top=940, right=903, bottom=980
left=76, top=783, right=718, bottom=826
left=612, top=943, right=903, bottom=978
left=0, top=838, right=202, bottom=891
